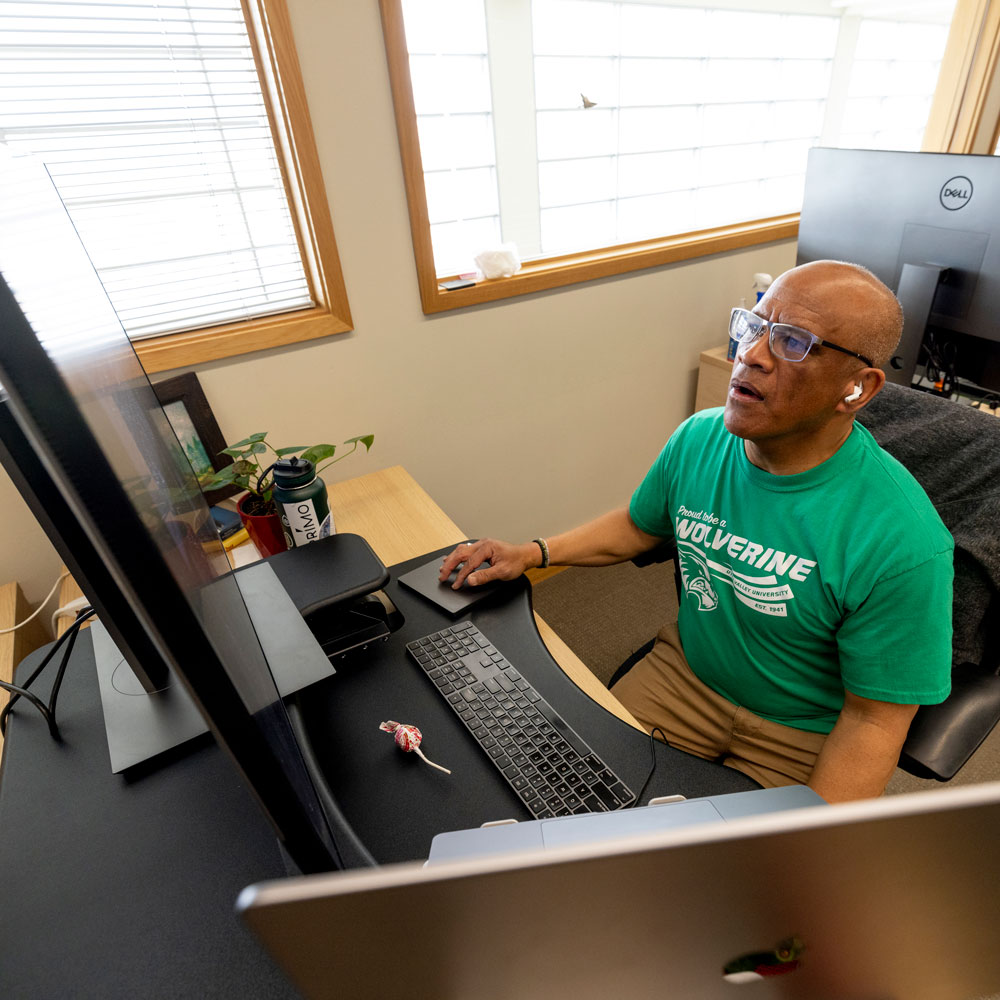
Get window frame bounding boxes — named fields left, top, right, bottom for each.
left=380, top=0, right=1000, bottom=316
left=128, top=0, right=353, bottom=375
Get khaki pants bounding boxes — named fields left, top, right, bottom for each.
left=610, top=623, right=828, bottom=789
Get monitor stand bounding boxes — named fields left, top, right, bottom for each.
left=92, top=560, right=337, bottom=773
left=887, top=262, right=948, bottom=386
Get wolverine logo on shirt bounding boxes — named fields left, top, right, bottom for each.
left=675, top=513, right=812, bottom=618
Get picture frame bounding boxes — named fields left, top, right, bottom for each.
left=152, top=372, right=240, bottom=506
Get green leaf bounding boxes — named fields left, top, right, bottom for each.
left=233, top=459, right=257, bottom=478
left=300, top=444, right=336, bottom=465
left=274, top=446, right=308, bottom=456
left=220, top=446, right=248, bottom=458
left=228, top=432, right=268, bottom=449
left=344, top=434, right=375, bottom=451
left=200, top=466, right=237, bottom=489
left=248, top=441, right=268, bottom=455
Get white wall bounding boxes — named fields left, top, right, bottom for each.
left=0, top=0, right=796, bottom=612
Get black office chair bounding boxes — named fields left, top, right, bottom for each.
left=610, top=383, right=1000, bottom=782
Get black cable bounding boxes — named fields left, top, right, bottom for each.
left=46, top=614, right=86, bottom=722
left=0, top=679, right=57, bottom=740
left=0, top=605, right=94, bottom=728
left=633, top=726, right=668, bottom=807
left=0, top=606, right=95, bottom=738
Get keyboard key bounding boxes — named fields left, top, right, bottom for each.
left=590, top=783, right=621, bottom=810
left=609, top=780, right=633, bottom=802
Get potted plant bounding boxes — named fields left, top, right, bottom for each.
left=201, top=432, right=374, bottom=557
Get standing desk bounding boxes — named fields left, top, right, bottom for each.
left=53, top=465, right=640, bottom=734
left=1, top=465, right=756, bottom=997
left=260, top=465, right=645, bottom=733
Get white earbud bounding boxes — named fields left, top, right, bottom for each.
left=844, top=383, right=863, bottom=403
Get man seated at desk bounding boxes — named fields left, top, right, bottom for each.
left=440, top=261, right=953, bottom=804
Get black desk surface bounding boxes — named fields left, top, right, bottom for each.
left=0, top=551, right=756, bottom=997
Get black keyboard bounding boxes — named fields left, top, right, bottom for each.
left=406, top=621, right=636, bottom=819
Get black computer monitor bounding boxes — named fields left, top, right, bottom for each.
left=797, top=147, right=1000, bottom=393
left=0, top=396, right=174, bottom=693
left=0, top=147, right=341, bottom=874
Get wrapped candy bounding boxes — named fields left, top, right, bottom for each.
left=379, top=720, right=452, bottom=774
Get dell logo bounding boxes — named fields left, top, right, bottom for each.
left=940, top=176, right=973, bottom=210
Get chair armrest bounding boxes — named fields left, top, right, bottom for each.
left=898, top=661, right=1000, bottom=781
left=631, top=540, right=677, bottom=568
left=632, top=541, right=682, bottom=604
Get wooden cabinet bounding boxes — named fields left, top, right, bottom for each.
left=695, top=345, right=733, bottom=411
left=0, top=581, right=49, bottom=756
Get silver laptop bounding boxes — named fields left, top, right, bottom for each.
left=427, top=785, right=824, bottom=862
left=237, top=781, right=1000, bottom=999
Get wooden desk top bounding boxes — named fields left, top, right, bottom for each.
left=60, top=465, right=641, bottom=731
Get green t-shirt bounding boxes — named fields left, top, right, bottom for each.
left=629, top=408, right=953, bottom=734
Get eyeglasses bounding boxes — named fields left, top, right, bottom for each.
left=729, top=307, right=874, bottom=368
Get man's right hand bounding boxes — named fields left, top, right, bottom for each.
left=438, top=538, right=540, bottom=590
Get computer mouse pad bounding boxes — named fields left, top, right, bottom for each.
left=396, top=552, right=503, bottom=616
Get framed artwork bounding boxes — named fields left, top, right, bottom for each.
left=152, top=372, right=239, bottom=506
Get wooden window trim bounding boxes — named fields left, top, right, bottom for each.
left=923, top=0, right=1000, bottom=155
left=380, top=0, right=1000, bottom=317
left=135, top=0, right=352, bottom=375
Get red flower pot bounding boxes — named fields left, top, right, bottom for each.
left=236, top=493, right=288, bottom=557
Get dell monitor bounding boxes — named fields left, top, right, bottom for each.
left=797, top=147, right=1000, bottom=395
left=0, top=146, right=342, bottom=873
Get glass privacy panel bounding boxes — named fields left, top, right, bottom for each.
left=0, top=149, right=332, bottom=859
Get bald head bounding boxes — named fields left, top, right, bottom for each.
left=778, top=260, right=902, bottom=369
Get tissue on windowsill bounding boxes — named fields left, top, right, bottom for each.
left=474, top=243, right=521, bottom=279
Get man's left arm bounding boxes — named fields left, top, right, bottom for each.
left=813, top=547, right=954, bottom=803
left=808, top=692, right=918, bottom=803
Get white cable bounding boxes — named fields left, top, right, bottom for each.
left=52, top=597, right=92, bottom=635
left=0, top=571, right=69, bottom=635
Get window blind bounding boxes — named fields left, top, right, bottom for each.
left=0, top=0, right=314, bottom=340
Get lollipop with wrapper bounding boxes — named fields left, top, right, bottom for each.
left=379, top=720, right=452, bottom=774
